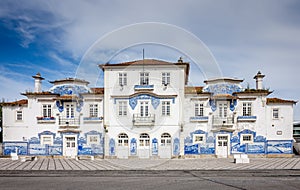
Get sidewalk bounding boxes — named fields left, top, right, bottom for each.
left=1, top=157, right=300, bottom=171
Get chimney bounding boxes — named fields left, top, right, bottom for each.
left=253, top=71, right=265, bottom=90
left=32, top=73, right=44, bottom=92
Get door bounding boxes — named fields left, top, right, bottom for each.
left=218, top=102, right=228, bottom=118
left=63, top=135, right=77, bottom=158
left=216, top=135, right=229, bottom=158
left=138, top=133, right=150, bottom=158
left=116, top=133, right=129, bottom=159
left=159, top=133, right=172, bottom=159
left=140, top=101, right=149, bottom=117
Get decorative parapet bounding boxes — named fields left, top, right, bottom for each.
left=134, top=85, right=154, bottom=91
left=189, top=116, right=209, bottom=122
left=237, top=116, right=257, bottom=122
left=83, top=117, right=103, bottom=123
left=36, top=117, right=56, bottom=124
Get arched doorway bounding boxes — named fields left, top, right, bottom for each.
left=138, top=133, right=150, bottom=158
left=117, top=133, right=129, bottom=158
left=160, top=133, right=172, bottom=158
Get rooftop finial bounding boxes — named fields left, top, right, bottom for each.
left=178, top=57, right=183, bottom=63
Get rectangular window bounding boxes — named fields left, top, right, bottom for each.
left=140, top=101, right=149, bottom=117
left=42, top=104, right=52, bottom=117
left=241, top=134, right=253, bottom=144
left=118, top=101, right=127, bottom=116
left=89, top=104, right=98, bottom=117
left=87, top=135, right=99, bottom=145
left=193, top=134, right=205, bottom=144
left=140, top=72, right=149, bottom=85
left=273, top=108, right=279, bottom=119
left=118, top=73, right=127, bottom=86
left=242, top=103, right=252, bottom=116
left=66, top=104, right=74, bottom=118
left=162, top=72, right=170, bottom=85
left=162, top=101, right=171, bottom=116
left=195, top=103, right=204, bottom=116
left=16, top=110, right=23, bottom=121
left=41, top=135, right=53, bottom=145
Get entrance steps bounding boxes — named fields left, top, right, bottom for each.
left=234, top=154, right=250, bottom=164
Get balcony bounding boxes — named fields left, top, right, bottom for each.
left=237, top=116, right=257, bottom=122
left=133, top=114, right=155, bottom=126
left=212, top=116, right=234, bottom=130
left=134, top=84, right=154, bottom=91
left=36, top=117, right=56, bottom=124
left=190, top=116, right=209, bottom=122
left=59, top=116, right=80, bottom=128
left=83, top=117, right=103, bottom=123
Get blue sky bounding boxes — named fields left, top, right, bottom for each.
left=0, top=0, right=299, bottom=120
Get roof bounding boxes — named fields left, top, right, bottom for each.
left=99, top=59, right=190, bottom=85
left=234, top=89, right=272, bottom=95
left=266, top=98, right=297, bottom=105
left=90, top=88, right=104, bottom=94
left=1, top=99, right=28, bottom=106
left=184, top=86, right=206, bottom=94
left=99, top=59, right=189, bottom=67
left=204, top=78, right=243, bottom=84
left=49, top=78, right=89, bottom=85
left=22, top=91, right=58, bottom=96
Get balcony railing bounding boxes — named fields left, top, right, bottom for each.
left=190, top=116, right=209, bottom=122
left=59, top=116, right=80, bottom=126
left=212, top=116, right=234, bottom=127
left=36, top=117, right=56, bottom=124
left=83, top=117, right=103, bottom=123
left=237, top=116, right=257, bottom=122
left=133, top=114, right=155, bottom=126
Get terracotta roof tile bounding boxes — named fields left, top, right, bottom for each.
left=267, top=98, right=296, bottom=104
left=90, top=88, right=104, bottom=94
left=185, top=86, right=205, bottom=94
left=2, top=99, right=28, bottom=106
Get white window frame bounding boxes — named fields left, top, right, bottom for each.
left=195, top=103, right=204, bottom=116
left=193, top=134, right=205, bottom=144
left=65, top=104, right=75, bottom=118
left=162, top=72, right=170, bottom=85
left=161, top=133, right=171, bottom=146
left=140, top=72, right=149, bottom=85
left=118, top=101, right=127, bottom=116
left=118, top=133, right=129, bottom=146
left=16, top=110, right=23, bottom=121
left=162, top=101, right=171, bottom=116
left=42, top=104, right=52, bottom=118
left=241, top=134, right=253, bottom=144
left=139, top=133, right=150, bottom=147
left=118, top=72, right=127, bottom=86
left=89, top=104, right=98, bottom=117
left=242, top=102, right=252, bottom=116
left=272, top=108, right=279, bottom=119
left=140, top=101, right=149, bottom=117
left=87, top=135, right=100, bottom=145
left=41, top=135, right=53, bottom=145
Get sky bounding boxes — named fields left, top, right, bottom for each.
left=0, top=0, right=299, bottom=120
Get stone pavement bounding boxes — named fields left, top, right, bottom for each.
left=1, top=157, right=300, bottom=171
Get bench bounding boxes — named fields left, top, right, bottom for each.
left=234, top=154, right=250, bottom=164
left=76, top=155, right=95, bottom=161
left=20, top=156, right=37, bottom=162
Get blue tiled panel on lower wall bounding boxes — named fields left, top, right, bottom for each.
left=3, top=130, right=104, bottom=156
left=267, top=140, right=293, bottom=154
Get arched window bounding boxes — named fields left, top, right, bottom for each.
left=161, top=133, right=171, bottom=146
left=139, top=133, right=150, bottom=147
left=118, top=133, right=129, bottom=146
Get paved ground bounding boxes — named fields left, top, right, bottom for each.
left=1, top=157, right=300, bottom=171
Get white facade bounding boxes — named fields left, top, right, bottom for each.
left=2, top=59, right=296, bottom=158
